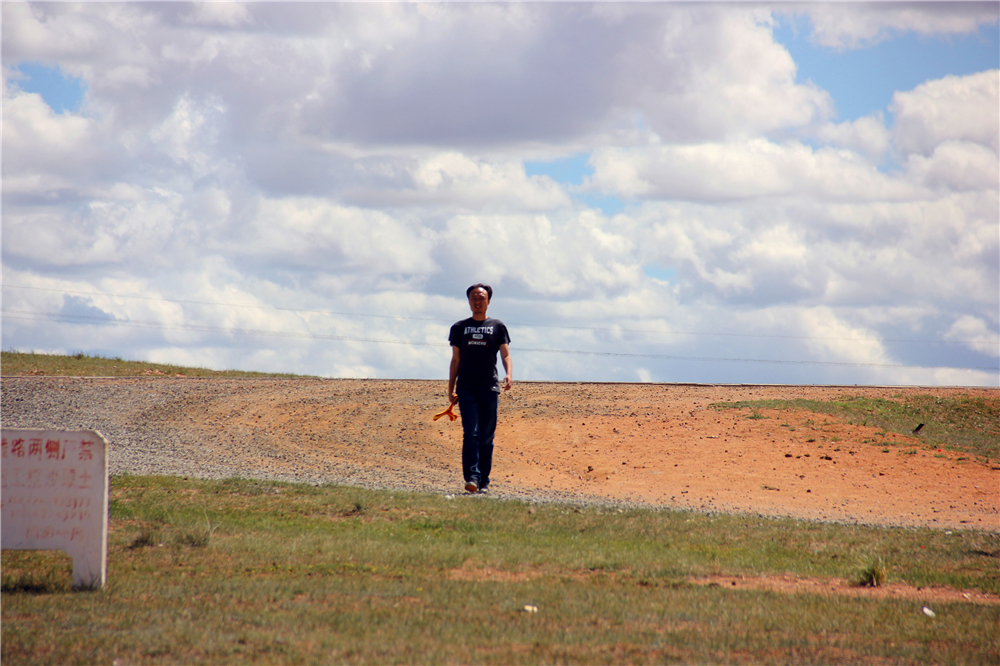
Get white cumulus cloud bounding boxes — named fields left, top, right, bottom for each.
left=2, top=2, right=996, bottom=386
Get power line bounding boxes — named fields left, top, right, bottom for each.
left=3, top=309, right=996, bottom=372
left=4, top=284, right=994, bottom=346
left=1, top=310, right=441, bottom=347
left=2, top=284, right=437, bottom=322
left=517, top=347, right=945, bottom=369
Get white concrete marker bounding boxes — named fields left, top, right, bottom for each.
left=2, top=430, right=110, bottom=589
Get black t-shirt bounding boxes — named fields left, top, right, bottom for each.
left=449, top=316, right=510, bottom=390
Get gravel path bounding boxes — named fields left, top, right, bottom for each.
left=3, top=378, right=266, bottom=481
left=0, top=377, right=595, bottom=507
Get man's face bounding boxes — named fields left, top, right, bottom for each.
left=468, top=287, right=490, bottom=316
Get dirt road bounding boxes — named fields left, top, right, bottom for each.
left=8, top=377, right=993, bottom=532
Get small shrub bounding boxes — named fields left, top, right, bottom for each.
left=128, top=528, right=159, bottom=550
left=175, top=530, right=211, bottom=548
left=858, top=556, right=887, bottom=587
left=173, top=512, right=216, bottom=548
left=342, top=501, right=364, bottom=517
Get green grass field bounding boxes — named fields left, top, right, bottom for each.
left=713, top=395, right=1000, bottom=462
left=3, top=476, right=999, bottom=665
left=3, top=352, right=999, bottom=664
left=1, top=350, right=308, bottom=379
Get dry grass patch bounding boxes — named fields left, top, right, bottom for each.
left=4, top=476, right=998, bottom=665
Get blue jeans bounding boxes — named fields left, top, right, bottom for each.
left=456, top=384, right=499, bottom=488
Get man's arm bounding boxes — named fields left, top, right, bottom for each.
left=499, top=343, right=513, bottom=391
left=448, top=346, right=461, bottom=404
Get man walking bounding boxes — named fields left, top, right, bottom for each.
left=448, top=284, right=512, bottom=494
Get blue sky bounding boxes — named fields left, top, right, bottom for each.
left=524, top=154, right=626, bottom=216
left=522, top=19, right=998, bottom=210
left=775, top=17, right=1000, bottom=122
left=3, top=2, right=997, bottom=386
left=12, top=61, right=85, bottom=114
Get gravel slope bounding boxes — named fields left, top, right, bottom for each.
left=3, top=376, right=997, bottom=530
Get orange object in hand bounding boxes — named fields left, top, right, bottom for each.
left=433, top=403, right=458, bottom=422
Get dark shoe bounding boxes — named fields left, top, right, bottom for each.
left=465, top=479, right=479, bottom=494
left=478, top=486, right=489, bottom=495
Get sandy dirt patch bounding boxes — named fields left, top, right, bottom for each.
left=490, top=383, right=998, bottom=531
left=161, top=379, right=998, bottom=532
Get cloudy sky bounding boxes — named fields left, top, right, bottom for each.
left=3, top=2, right=998, bottom=386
